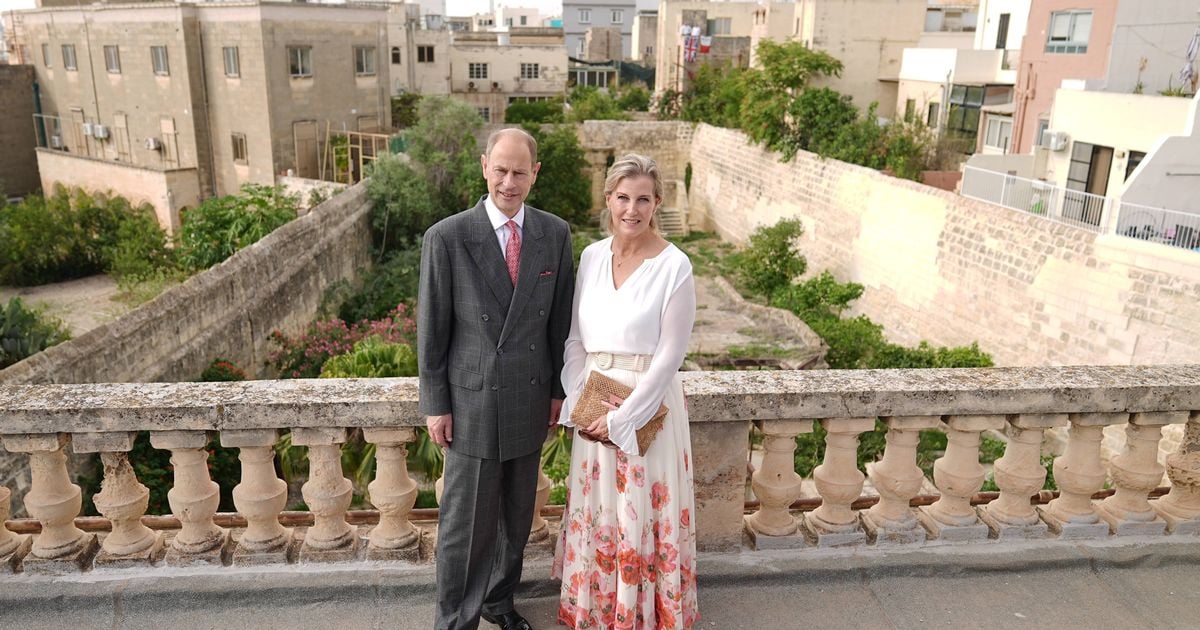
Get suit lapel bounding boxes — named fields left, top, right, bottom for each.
left=499, top=208, right=547, bottom=346
left=463, top=200, right=515, bottom=309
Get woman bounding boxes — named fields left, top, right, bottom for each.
left=554, top=154, right=699, bottom=629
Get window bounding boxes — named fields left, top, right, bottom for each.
left=983, top=116, right=1012, bottom=151
left=927, top=102, right=940, bottom=128
left=1036, top=118, right=1051, bottom=147
left=520, top=16, right=527, bottom=26
left=231, top=133, right=248, bottom=164
left=520, top=63, right=539, bottom=79
left=418, top=45, right=434, bottom=63
left=391, top=47, right=401, bottom=64
left=946, top=84, right=984, bottom=136
left=1046, top=10, right=1092, bottom=54
left=505, top=17, right=513, bottom=27
left=151, top=45, right=169, bottom=76
left=477, top=107, right=491, bottom=121
left=42, top=43, right=50, bottom=67
left=579, top=9, right=591, bottom=24
left=1124, top=151, right=1146, bottom=181
left=354, top=46, right=376, bottom=76
left=104, top=45, right=120, bottom=74
left=288, top=46, right=312, bottom=77
left=645, top=45, right=653, bottom=56
left=62, top=44, right=77, bottom=71
left=468, top=62, right=488, bottom=79
left=611, top=10, right=623, bottom=24
left=707, top=18, right=731, bottom=36
left=223, top=46, right=240, bottom=77
left=995, top=13, right=1010, bottom=49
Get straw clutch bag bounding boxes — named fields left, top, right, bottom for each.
left=571, top=370, right=667, bottom=456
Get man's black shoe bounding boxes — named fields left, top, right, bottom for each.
left=480, top=610, right=533, bottom=630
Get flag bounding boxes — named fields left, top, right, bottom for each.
left=699, top=36, right=712, bottom=54
left=684, top=35, right=699, bottom=62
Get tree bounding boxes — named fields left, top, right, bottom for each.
left=615, top=82, right=651, bottom=111
left=391, top=93, right=421, bottom=129
left=366, top=153, right=440, bottom=251
left=505, top=97, right=565, bottom=124
left=566, top=85, right=629, bottom=122
left=404, top=96, right=487, bottom=209
left=176, top=184, right=298, bottom=270
left=523, top=124, right=592, bottom=225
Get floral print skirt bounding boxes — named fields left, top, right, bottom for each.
left=554, top=360, right=699, bottom=629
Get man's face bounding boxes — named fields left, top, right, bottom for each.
left=481, top=136, right=540, bottom=216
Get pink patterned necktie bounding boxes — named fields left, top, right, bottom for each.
left=505, top=219, right=521, bottom=286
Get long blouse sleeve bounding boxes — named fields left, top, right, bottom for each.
left=605, top=270, right=696, bottom=455
left=558, top=249, right=591, bottom=426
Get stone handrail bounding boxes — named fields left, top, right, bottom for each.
left=2, top=366, right=1199, bottom=574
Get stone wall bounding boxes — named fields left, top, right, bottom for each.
left=687, top=124, right=1200, bottom=367
left=0, top=65, right=39, bottom=198
left=0, top=181, right=373, bottom=386
left=575, top=120, right=694, bottom=213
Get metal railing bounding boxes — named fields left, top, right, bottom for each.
left=961, top=165, right=1111, bottom=233
left=1115, top=201, right=1200, bottom=252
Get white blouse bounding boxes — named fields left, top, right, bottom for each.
left=559, top=236, right=697, bottom=454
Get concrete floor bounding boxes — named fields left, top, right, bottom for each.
left=3, top=536, right=1198, bottom=629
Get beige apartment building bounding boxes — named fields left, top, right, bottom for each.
left=656, top=0, right=925, bottom=118
left=449, top=28, right=568, bottom=124
left=18, top=1, right=390, bottom=232
left=389, top=5, right=452, bottom=96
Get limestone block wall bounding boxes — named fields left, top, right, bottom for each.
left=0, top=181, right=373, bottom=386
left=0, top=65, right=40, bottom=197
left=575, top=120, right=694, bottom=213
left=687, top=124, right=1200, bottom=368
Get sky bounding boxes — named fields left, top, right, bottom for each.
left=0, top=0, right=566, bottom=18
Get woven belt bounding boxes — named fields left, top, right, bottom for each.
left=591, top=351, right=652, bottom=372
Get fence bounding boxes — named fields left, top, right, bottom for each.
left=962, top=166, right=1200, bottom=252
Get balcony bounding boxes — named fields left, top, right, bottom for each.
left=899, top=48, right=1015, bottom=86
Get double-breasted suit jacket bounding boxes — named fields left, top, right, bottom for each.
left=417, top=197, right=574, bottom=461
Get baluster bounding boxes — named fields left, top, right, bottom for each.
left=745, top=419, right=812, bottom=549
left=918, top=415, right=1005, bottom=541
left=363, top=427, right=421, bottom=561
left=803, top=417, right=873, bottom=547
left=74, top=432, right=163, bottom=566
left=293, top=427, right=358, bottom=561
left=1039, top=413, right=1125, bottom=539
left=979, top=414, right=1066, bottom=539
left=1, top=434, right=97, bottom=573
left=1, top=483, right=32, bottom=573
left=150, top=430, right=230, bottom=565
left=1097, top=412, right=1188, bottom=535
left=864, top=416, right=941, bottom=545
left=1154, top=411, right=1200, bottom=534
left=222, top=429, right=295, bottom=565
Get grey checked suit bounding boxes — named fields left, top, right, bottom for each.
left=418, top=197, right=574, bottom=630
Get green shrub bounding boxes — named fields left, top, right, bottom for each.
left=320, top=336, right=418, bottom=378
left=267, top=305, right=416, bottom=379
left=335, top=246, right=423, bottom=323
left=523, top=124, right=593, bottom=225
left=505, top=98, right=565, bottom=124
left=367, top=155, right=441, bottom=252
left=106, top=204, right=176, bottom=281
left=177, top=184, right=298, bottom=271
left=0, top=297, right=71, bottom=368
left=200, top=358, right=249, bottom=382
left=566, top=86, right=629, bottom=122
left=615, top=83, right=651, bottom=112
left=391, top=92, right=421, bottom=129
left=727, top=219, right=806, bottom=297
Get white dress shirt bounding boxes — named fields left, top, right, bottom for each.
left=484, top=195, right=525, bottom=255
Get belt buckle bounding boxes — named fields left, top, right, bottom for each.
left=596, top=352, right=613, bottom=369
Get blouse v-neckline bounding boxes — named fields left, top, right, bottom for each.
left=607, top=240, right=672, bottom=291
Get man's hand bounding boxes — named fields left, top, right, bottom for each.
left=549, top=398, right=564, bottom=427
left=426, top=414, right=453, bottom=448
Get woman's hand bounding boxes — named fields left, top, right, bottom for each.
left=583, top=395, right=624, bottom=441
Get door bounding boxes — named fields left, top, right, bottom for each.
left=1064, top=142, right=1112, bottom=225
left=996, top=13, right=1010, bottom=49
left=293, top=120, right=319, bottom=179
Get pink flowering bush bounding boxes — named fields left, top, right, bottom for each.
left=267, top=304, right=416, bottom=378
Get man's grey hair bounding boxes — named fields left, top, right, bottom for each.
left=484, top=127, right=539, bottom=164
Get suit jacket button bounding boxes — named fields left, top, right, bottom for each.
left=530, top=378, right=537, bottom=385
left=529, top=343, right=536, bottom=351
left=491, top=384, right=499, bottom=391
left=538, top=309, right=545, bottom=316
left=481, top=314, right=489, bottom=321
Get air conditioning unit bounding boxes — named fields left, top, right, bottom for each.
left=82, top=122, right=93, bottom=136
left=144, top=137, right=163, bottom=151
left=468, top=80, right=477, bottom=91
left=93, top=124, right=110, bottom=140
left=48, top=134, right=63, bottom=149
left=491, top=80, right=501, bottom=91
left=1041, top=130, right=1069, bottom=152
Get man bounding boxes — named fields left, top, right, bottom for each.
left=418, top=127, right=574, bottom=630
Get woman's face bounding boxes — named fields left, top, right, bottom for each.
left=606, top=175, right=659, bottom=240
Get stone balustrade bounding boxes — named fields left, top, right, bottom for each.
left=1, top=366, right=1199, bottom=575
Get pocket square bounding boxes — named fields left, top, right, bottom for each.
left=539, top=270, right=554, bottom=277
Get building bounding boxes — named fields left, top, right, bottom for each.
left=584, top=25, right=622, bottom=61
left=17, top=1, right=391, bottom=232
left=631, top=10, right=657, bottom=66
left=562, top=0, right=635, bottom=59
left=657, top=0, right=925, bottom=118
left=449, top=28, right=568, bottom=124
left=0, top=64, right=40, bottom=198
left=497, top=5, right=541, bottom=29
left=389, top=4, right=452, bottom=96
left=896, top=0, right=1025, bottom=153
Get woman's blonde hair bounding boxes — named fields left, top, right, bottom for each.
left=600, top=153, right=663, bottom=235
